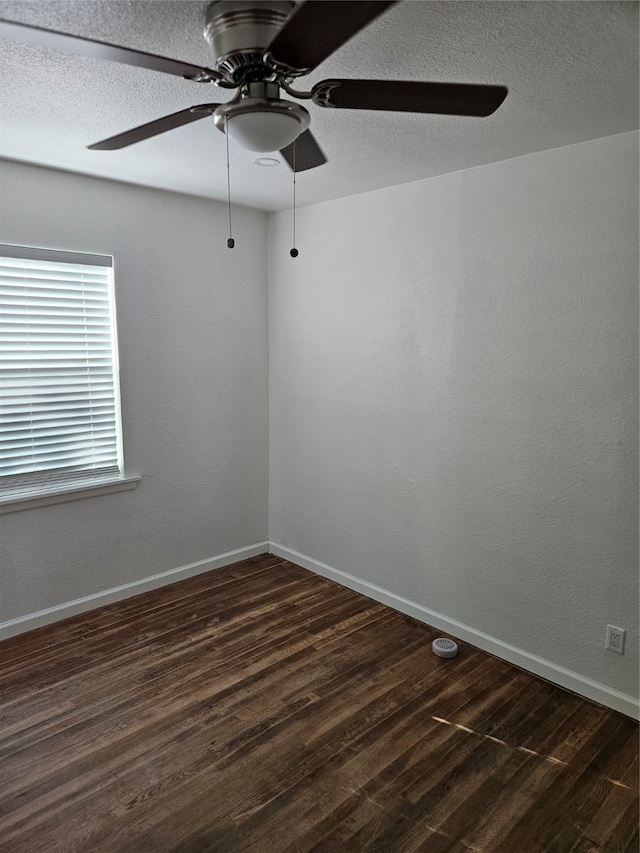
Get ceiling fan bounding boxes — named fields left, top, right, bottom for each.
left=0, top=0, right=508, bottom=172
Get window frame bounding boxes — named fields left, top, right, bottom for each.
left=0, top=243, right=139, bottom=513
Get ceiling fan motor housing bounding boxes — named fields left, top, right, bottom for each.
left=204, top=0, right=295, bottom=82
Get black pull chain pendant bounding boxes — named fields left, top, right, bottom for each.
left=290, top=139, right=298, bottom=257
left=225, top=115, right=234, bottom=248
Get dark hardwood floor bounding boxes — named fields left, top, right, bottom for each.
left=0, top=553, right=637, bottom=852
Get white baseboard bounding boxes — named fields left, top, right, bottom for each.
left=269, top=543, right=640, bottom=721
left=4, top=539, right=637, bottom=720
left=0, top=542, right=269, bottom=641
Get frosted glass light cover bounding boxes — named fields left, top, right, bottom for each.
left=226, top=111, right=303, bottom=152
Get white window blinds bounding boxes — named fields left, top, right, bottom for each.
left=0, top=244, right=124, bottom=500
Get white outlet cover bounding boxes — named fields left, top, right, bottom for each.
left=606, top=625, right=626, bottom=655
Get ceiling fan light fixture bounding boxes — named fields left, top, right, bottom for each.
left=214, top=98, right=309, bottom=152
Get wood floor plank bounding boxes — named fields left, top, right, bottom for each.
left=0, top=554, right=637, bottom=853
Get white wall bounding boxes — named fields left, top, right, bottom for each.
left=268, top=132, right=639, bottom=709
left=2, top=133, right=637, bottom=716
left=0, top=161, right=269, bottom=628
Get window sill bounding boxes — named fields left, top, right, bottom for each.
left=0, top=474, right=141, bottom=515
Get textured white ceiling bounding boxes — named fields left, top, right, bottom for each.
left=0, top=1, right=637, bottom=212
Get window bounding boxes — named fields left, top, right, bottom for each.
left=0, top=244, right=136, bottom=509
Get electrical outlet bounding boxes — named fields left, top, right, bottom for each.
left=605, top=625, right=626, bottom=654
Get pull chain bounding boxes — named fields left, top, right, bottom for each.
left=226, top=116, right=234, bottom=249
left=290, top=140, right=298, bottom=258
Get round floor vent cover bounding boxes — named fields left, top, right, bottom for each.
left=432, top=637, right=459, bottom=658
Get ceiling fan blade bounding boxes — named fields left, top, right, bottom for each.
left=312, top=80, right=508, bottom=117
left=265, top=1, right=397, bottom=75
left=0, top=18, right=220, bottom=81
left=280, top=130, right=327, bottom=172
left=88, top=105, right=220, bottom=151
